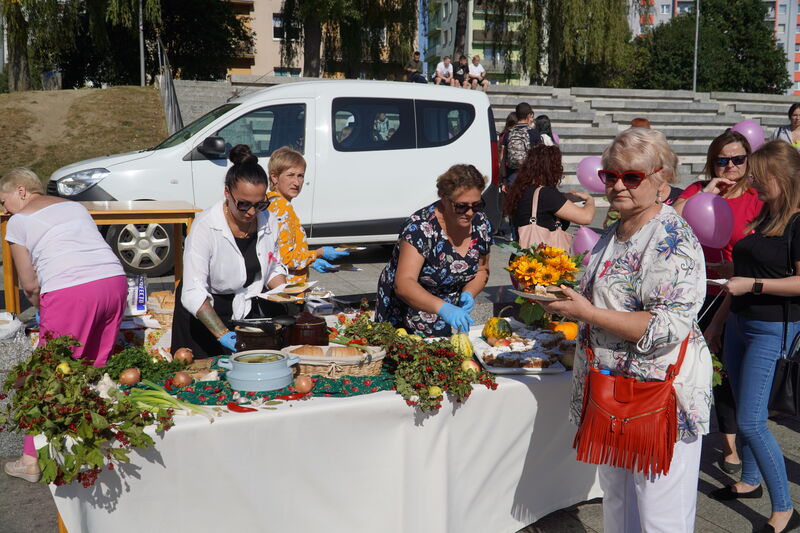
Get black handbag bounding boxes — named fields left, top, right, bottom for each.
left=769, top=214, right=800, bottom=416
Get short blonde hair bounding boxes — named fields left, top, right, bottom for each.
left=0, top=168, right=45, bottom=194
left=602, top=128, right=679, bottom=184
left=267, top=146, right=306, bottom=189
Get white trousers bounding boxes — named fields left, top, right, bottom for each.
left=599, top=435, right=703, bottom=533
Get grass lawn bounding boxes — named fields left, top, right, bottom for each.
left=0, top=86, right=167, bottom=181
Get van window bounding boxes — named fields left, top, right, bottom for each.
left=217, top=103, right=306, bottom=157
left=415, top=100, right=475, bottom=148
left=153, top=104, right=239, bottom=150
left=332, top=98, right=415, bottom=151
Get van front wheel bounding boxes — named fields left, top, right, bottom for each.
left=107, top=223, right=174, bottom=277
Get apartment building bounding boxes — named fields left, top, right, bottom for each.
left=228, top=0, right=303, bottom=78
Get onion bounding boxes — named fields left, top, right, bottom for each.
left=293, top=375, right=314, bottom=394
left=173, top=348, right=194, bottom=364
left=119, top=368, right=141, bottom=386
left=171, top=371, right=193, bottom=388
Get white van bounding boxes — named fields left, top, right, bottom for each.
left=48, top=80, right=500, bottom=275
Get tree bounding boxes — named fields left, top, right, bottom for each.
left=453, top=0, right=468, bottom=58
left=279, top=0, right=417, bottom=79
left=483, top=0, right=631, bottom=87
left=633, top=0, right=790, bottom=93
left=2, top=1, right=31, bottom=91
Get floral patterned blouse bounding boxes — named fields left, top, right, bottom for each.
left=375, top=202, right=493, bottom=337
left=571, top=205, right=713, bottom=440
left=266, top=191, right=317, bottom=284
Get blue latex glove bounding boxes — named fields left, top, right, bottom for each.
left=438, top=302, right=474, bottom=334
left=34, top=312, right=40, bottom=326
left=459, top=292, right=475, bottom=313
left=321, top=246, right=350, bottom=261
left=312, top=258, right=335, bottom=273
left=218, top=331, right=238, bottom=352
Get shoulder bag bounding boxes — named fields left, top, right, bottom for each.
left=769, top=214, right=800, bottom=416
left=517, top=186, right=572, bottom=250
left=573, top=328, right=690, bottom=476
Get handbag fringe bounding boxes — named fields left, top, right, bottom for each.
left=574, top=394, right=677, bottom=477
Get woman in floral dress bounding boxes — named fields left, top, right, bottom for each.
left=375, top=165, right=492, bottom=337
left=542, top=128, right=712, bottom=533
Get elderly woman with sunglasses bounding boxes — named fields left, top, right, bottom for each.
left=672, top=130, right=763, bottom=475
left=541, top=128, right=712, bottom=533
left=171, top=145, right=287, bottom=358
left=266, top=146, right=348, bottom=284
left=375, top=165, right=492, bottom=337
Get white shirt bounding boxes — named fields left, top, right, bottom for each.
left=468, top=63, right=486, bottom=78
left=435, top=62, right=453, bottom=78
left=5, top=202, right=124, bottom=294
left=181, top=201, right=287, bottom=320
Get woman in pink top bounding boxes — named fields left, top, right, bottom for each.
left=673, top=130, right=763, bottom=476
left=0, top=168, right=127, bottom=483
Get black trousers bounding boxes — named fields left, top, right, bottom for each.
left=698, top=292, right=738, bottom=435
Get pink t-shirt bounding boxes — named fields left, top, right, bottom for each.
left=679, top=181, right=763, bottom=280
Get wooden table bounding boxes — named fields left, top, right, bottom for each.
left=1, top=201, right=200, bottom=314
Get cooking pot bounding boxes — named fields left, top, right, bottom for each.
left=288, top=312, right=329, bottom=346
left=231, top=318, right=285, bottom=351
left=218, top=350, right=300, bottom=392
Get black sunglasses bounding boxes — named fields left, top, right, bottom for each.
left=597, top=168, right=661, bottom=189
left=715, top=155, right=747, bottom=167
left=450, top=199, right=486, bottom=215
left=228, top=189, right=270, bottom=212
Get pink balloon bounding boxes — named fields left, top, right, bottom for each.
left=552, top=132, right=560, bottom=144
left=576, top=156, right=605, bottom=194
left=572, top=227, right=601, bottom=266
left=682, top=192, right=734, bottom=248
left=731, top=120, right=765, bottom=152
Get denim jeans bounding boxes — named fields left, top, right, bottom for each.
left=724, top=313, right=799, bottom=512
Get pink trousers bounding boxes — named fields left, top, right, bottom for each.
left=24, top=275, right=127, bottom=457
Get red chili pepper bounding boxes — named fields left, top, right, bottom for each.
left=226, top=402, right=258, bottom=413
left=276, top=393, right=305, bottom=401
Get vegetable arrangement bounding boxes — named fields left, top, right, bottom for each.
left=104, top=346, right=187, bottom=382
left=0, top=337, right=177, bottom=486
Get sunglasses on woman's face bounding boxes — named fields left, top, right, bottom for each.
left=450, top=198, right=486, bottom=215
left=228, top=190, right=270, bottom=212
left=715, top=155, right=747, bottom=167
left=597, top=169, right=661, bottom=189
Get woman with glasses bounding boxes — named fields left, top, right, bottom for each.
left=541, top=128, right=712, bottom=532
left=375, top=165, right=492, bottom=336
left=503, top=144, right=595, bottom=242
left=708, top=140, right=800, bottom=533
left=771, top=103, right=800, bottom=149
left=266, top=147, right=348, bottom=284
left=171, top=144, right=287, bottom=358
left=672, top=130, right=763, bottom=475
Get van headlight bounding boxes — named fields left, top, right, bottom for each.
left=56, top=168, right=110, bottom=196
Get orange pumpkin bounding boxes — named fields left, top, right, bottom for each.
left=546, top=321, right=578, bottom=341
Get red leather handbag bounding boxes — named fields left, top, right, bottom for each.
left=573, top=334, right=689, bottom=476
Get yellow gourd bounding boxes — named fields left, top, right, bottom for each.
left=482, top=318, right=512, bottom=339
left=450, top=333, right=474, bottom=359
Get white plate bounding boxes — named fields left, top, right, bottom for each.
left=707, top=278, right=728, bottom=287
left=475, top=351, right=566, bottom=375
left=509, top=288, right=571, bottom=302
left=335, top=246, right=366, bottom=251
left=260, top=280, right=318, bottom=297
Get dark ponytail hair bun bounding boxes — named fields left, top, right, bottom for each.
left=225, top=144, right=267, bottom=189
left=229, top=144, right=258, bottom=166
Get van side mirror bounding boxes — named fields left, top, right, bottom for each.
left=199, top=136, right=225, bottom=156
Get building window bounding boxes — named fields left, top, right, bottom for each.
left=660, top=4, right=670, bottom=14
left=795, top=80, right=800, bottom=90
left=795, top=42, right=800, bottom=52
left=273, top=14, right=300, bottom=41
left=779, top=4, right=787, bottom=14
left=274, top=68, right=301, bottom=77
left=778, top=24, right=786, bottom=34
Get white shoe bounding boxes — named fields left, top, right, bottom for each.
left=3, top=457, right=41, bottom=482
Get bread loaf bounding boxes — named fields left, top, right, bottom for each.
left=328, top=345, right=363, bottom=357
left=291, top=344, right=325, bottom=356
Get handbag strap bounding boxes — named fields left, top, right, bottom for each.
left=781, top=213, right=800, bottom=357
left=529, top=186, right=542, bottom=225
left=584, top=324, right=690, bottom=380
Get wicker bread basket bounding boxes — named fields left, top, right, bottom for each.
left=282, top=344, right=386, bottom=378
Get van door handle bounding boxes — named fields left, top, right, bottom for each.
left=305, top=181, right=312, bottom=186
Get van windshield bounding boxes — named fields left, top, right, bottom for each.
left=151, top=104, right=240, bottom=150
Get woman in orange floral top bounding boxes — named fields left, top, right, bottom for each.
left=267, top=147, right=349, bottom=284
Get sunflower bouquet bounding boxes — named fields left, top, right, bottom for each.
left=505, top=243, right=583, bottom=292
left=500, top=242, right=585, bottom=326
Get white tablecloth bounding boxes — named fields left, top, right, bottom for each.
left=51, top=372, right=602, bottom=533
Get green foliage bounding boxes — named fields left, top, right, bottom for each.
left=104, top=346, right=186, bottom=382
left=632, top=0, right=790, bottom=93
left=0, top=336, right=175, bottom=486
